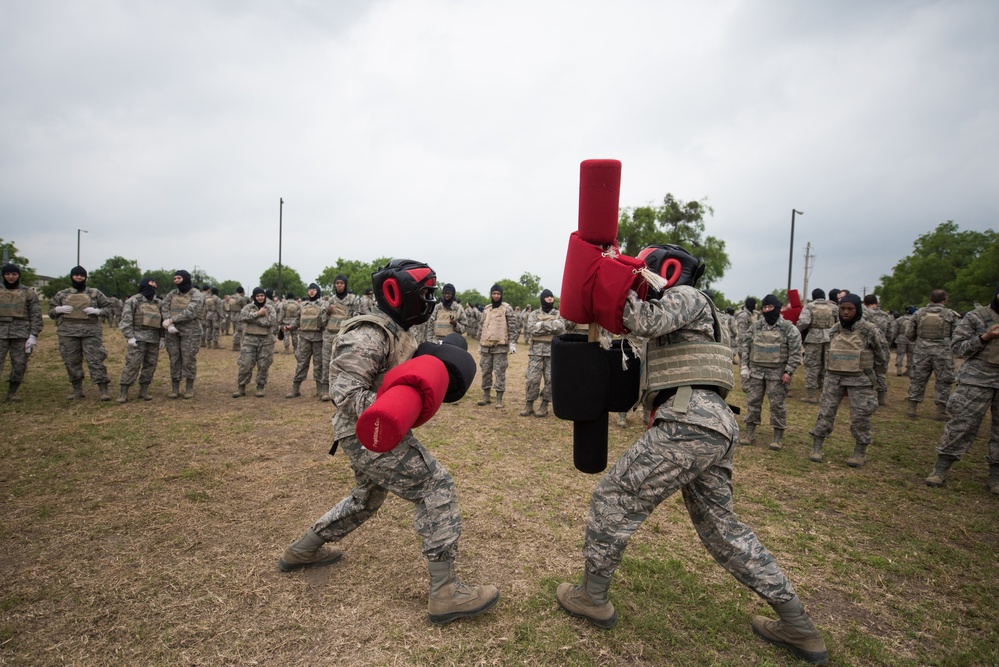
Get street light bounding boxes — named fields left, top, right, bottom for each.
left=787, top=209, right=803, bottom=295
left=277, top=198, right=284, bottom=296
left=77, top=229, right=88, bottom=266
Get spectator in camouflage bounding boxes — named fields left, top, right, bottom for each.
left=0, top=263, right=43, bottom=402
left=892, top=307, right=915, bottom=376
left=905, top=290, right=959, bottom=420
left=49, top=266, right=113, bottom=400
left=320, top=274, right=364, bottom=401
left=229, top=286, right=248, bottom=351
left=476, top=284, right=518, bottom=409
left=796, top=289, right=837, bottom=403
left=232, top=287, right=278, bottom=397
left=117, top=277, right=164, bottom=402
left=161, top=269, right=204, bottom=399
left=519, top=289, right=567, bottom=418
left=285, top=283, right=326, bottom=399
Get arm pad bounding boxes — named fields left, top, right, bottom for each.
left=414, top=339, right=477, bottom=402
left=559, top=232, right=646, bottom=334
left=357, top=355, right=449, bottom=452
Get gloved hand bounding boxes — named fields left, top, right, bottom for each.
left=413, top=337, right=477, bottom=402
left=162, top=318, right=173, bottom=329
left=167, top=325, right=179, bottom=334
left=159, top=338, right=166, bottom=350
left=127, top=337, right=138, bottom=348
left=25, top=335, right=37, bottom=354
left=54, top=305, right=74, bottom=314
left=356, top=355, right=450, bottom=452
left=83, top=307, right=101, bottom=316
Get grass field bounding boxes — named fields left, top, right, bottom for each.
left=1, top=324, right=997, bottom=666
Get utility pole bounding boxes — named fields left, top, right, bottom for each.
left=802, top=242, right=813, bottom=298
left=77, top=229, right=88, bottom=265
left=787, top=209, right=803, bottom=294
left=278, top=198, right=284, bottom=296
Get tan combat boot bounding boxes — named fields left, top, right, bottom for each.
left=752, top=596, right=828, bottom=665
left=427, top=560, right=500, bottom=624
left=519, top=400, right=535, bottom=417
left=534, top=399, right=550, bottom=418
left=739, top=423, right=756, bottom=446
left=116, top=384, right=129, bottom=404
left=7, top=382, right=21, bottom=403
left=98, top=383, right=111, bottom=402
left=769, top=428, right=784, bottom=451
left=183, top=379, right=195, bottom=399
left=846, top=443, right=868, bottom=468
left=476, top=389, right=491, bottom=406
left=556, top=569, right=618, bottom=629
left=494, top=391, right=504, bottom=408
left=168, top=380, right=181, bottom=399
left=138, top=383, right=152, bottom=401
left=67, top=380, right=85, bottom=400
left=933, top=403, right=950, bottom=422
left=987, top=464, right=999, bottom=496
left=906, top=400, right=919, bottom=419
left=925, top=456, right=955, bottom=487
left=285, top=382, right=301, bottom=399
left=809, top=436, right=824, bottom=463
left=255, top=384, right=266, bottom=398
left=232, top=385, right=246, bottom=398
left=803, top=388, right=818, bottom=404
left=278, top=528, right=343, bottom=572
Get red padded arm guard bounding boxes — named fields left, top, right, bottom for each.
left=357, top=355, right=449, bottom=453
left=560, top=232, right=646, bottom=334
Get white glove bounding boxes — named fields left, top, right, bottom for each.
left=127, top=337, right=138, bottom=347
left=159, top=338, right=166, bottom=350
left=83, top=307, right=102, bottom=315
left=162, top=318, right=173, bottom=328
left=168, top=325, right=179, bottom=334
left=510, top=342, right=518, bottom=353
left=25, top=335, right=37, bottom=354
left=54, top=305, right=74, bottom=314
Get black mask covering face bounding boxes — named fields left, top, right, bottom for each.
left=839, top=294, right=863, bottom=330
left=762, top=295, right=781, bottom=325
left=139, top=278, right=156, bottom=300
left=2, top=263, right=19, bottom=289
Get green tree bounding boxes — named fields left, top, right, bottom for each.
left=89, top=256, right=142, bottom=299
left=878, top=221, right=996, bottom=312
left=259, top=263, right=306, bottom=298
left=144, top=269, right=179, bottom=296
left=217, top=279, right=242, bottom=296
left=617, top=194, right=731, bottom=288
left=41, top=275, right=71, bottom=299
left=947, top=235, right=999, bottom=310
left=0, top=239, right=38, bottom=286
left=456, top=289, right=488, bottom=307
left=317, top=258, right=390, bottom=296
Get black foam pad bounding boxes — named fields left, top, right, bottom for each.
left=551, top=333, right=609, bottom=420
left=414, top=341, right=476, bottom=402
left=573, top=415, right=609, bottom=474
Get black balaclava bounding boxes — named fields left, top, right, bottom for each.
left=811, top=288, right=825, bottom=300
left=139, top=277, right=157, bottom=300
left=539, top=289, right=554, bottom=313
left=839, top=293, right=863, bottom=330
left=211, top=286, right=219, bottom=296
left=308, top=282, right=322, bottom=301
left=990, top=284, right=999, bottom=315
left=442, top=283, right=455, bottom=307
left=236, top=286, right=244, bottom=295
left=202, top=284, right=210, bottom=292
left=252, top=287, right=266, bottom=306
left=264, top=289, right=274, bottom=302
left=334, top=274, right=348, bottom=300
left=286, top=292, right=294, bottom=300
left=762, top=294, right=782, bottom=325
left=174, top=270, right=192, bottom=294
left=2, top=263, right=20, bottom=289
left=725, top=307, right=735, bottom=316
left=71, top=266, right=88, bottom=291
left=829, top=288, right=840, bottom=303
left=490, top=284, right=503, bottom=308
left=744, top=297, right=756, bottom=313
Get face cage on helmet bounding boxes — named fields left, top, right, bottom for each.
left=374, top=263, right=437, bottom=328
left=636, top=245, right=704, bottom=299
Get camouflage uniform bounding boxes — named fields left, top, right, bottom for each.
left=118, top=292, right=164, bottom=388
left=0, top=276, right=43, bottom=392
left=427, top=299, right=467, bottom=343
left=524, top=306, right=568, bottom=405
left=309, top=309, right=461, bottom=562
left=161, top=286, right=204, bottom=383
left=465, top=305, right=482, bottom=340
left=279, top=298, right=301, bottom=354
left=893, top=312, right=913, bottom=375
left=740, top=316, right=802, bottom=434
left=795, top=299, right=837, bottom=396
left=321, top=290, right=364, bottom=397
left=478, top=300, right=518, bottom=397
left=734, top=303, right=757, bottom=364
left=221, top=295, right=232, bottom=335
left=50, top=284, right=112, bottom=387
left=906, top=302, right=959, bottom=411
left=235, top=298, right=278, bottom=391
left=229, top=290, right=248, bottom=350
left=201, top=289, right=223, bottom=348
left=291, top=292, right=326, bottom=394
left=583, top=287, right=798, bottom=606
left=934, top=306, right=999, bottom=477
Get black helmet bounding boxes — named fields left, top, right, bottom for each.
left=636, top=244, right=705, bottom=299
left=371, top=259, right=437, bottom=330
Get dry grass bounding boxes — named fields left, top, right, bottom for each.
left=1, top=325, right=997, bottom=666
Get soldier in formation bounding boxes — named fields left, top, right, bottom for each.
left=232, top=287, right=278, bottom=397
left=161, top=269, right=204, bottom=399
left=893, top=307, right=915, bottom=376
left=49, top=266, right=113, bottom=400
left=905, top=290, right=959, bottom=420
left=427, top=283, right=467, bottom=343
left=285, top=283, right=326, bottom=399
left=320, top=275, right=365, bottom=402
left=519, top=289, right=568, bottom=418
left=201, top=285, right=223, bottom=348
left=795, top=289, right=837, bottom=403
left=476, top=284, right=518, bottom=409
left=279, top=292, right=300, bottom=355
left=0, top=263, right=43, bottom=402
left=230, top=286, right=248, bottom=351
left=117, top=276, right=164, bottom=403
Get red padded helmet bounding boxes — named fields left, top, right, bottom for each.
left=372, top=259, right=438, bottom=330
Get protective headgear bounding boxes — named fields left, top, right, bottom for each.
left=2, top=263, right=20, bottom=289
left=308, top=283, right=322, bottom=300
left=371, top=259, right=437, bottom=330
left=202, top=284, right=210, bottom=291
left=442, top=283, right=455, bottom=306
left=139, top=277, right=157, bottom=300
left=539, top=288, right=555, bottom=313
left=762, top=294, right=782, bottom=325
left=811, top=288, right=825, bottom=300
left=174, top=270, right=192, bottom=294
left=635, top=244, right=705, bottom=300
left=211, top=286, right=219, bottom=295
left=829, top=288, right=840, bottom=303
left=236, top=286, right=244, bottom=294
left=839, top=293, right=863, bottom=330
left=334, top=274, right=349, bottom=299
left=252, top=287, right=266, bottom=303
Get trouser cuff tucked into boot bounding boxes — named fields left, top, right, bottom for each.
left=556, top=569, right=618, bottom=629
left=278, top=528, right=343, bottom=572
left=427, top=560, right=500, bottom=624
left=751, top=596, right=829, bottom=666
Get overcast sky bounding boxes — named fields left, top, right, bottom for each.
left=2, top=0, right=997, bottom=302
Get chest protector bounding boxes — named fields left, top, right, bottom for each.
left=327, top=298, right=352, bottom=333
left=480, top=305, right=509, bottom=347
left=336, top=314, right=419, bottom=388
left=810, top=302, right=835, bottom=329
left=62, top=291, right=94, bottom=320
left=750, top=327, right=787, bottom=368
left=642, top=299, right=734, bottom=407
left=202, top=295, right=217, bottom=315
left=975, top=307, right=999, bottom=366
left=531, top=312, right=559, bottom=344
left=169, top=292, right=193, bottom=319
left=300, top=302, right=322, bottom=332
left=244, top=306, right=272, bottom=336
left=0, top=288, right=28, bottom=319
left=827, top=326, right=874, bottom=375
left=138, top=300, right=162, bottom=329
left=284, top=301, right=300, bottom=320
left=433, top=305, right=456, bottom=338
left=918, top=310, right=948, bottom=340
left=228, top=297, right=243, bottom=313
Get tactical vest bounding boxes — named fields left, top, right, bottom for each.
left=531, top=311, right=559, bottom=344
left=480, top=304, right=509, bottom=347
left=284, top=301, right=300, bottom=320
left=299, top=302, right=322, bottom=332
left=810, top=302, right=835, bottom=329
left=244, top=305, right=272, bottom=336
left=168, top=292, right=193, bottom=319
left=976, top=306, right=999, bottom=366
left=918, top=310, right=948, bottom=340
left=228, top=296, right=244, bottom=312
left=750, top=327, right=787, bottom=368
left=327, top=298, right=352, bottom=333
left=433, top=305, right=456, bottom=338
left=0, top=288, right=28, bottom=319
left=138, top=301, right=162, bottom=329
left=62, top=290, right=94, bottom=320
left=827, top=326, right=874, bottom=375
left=336, top=314, right=419, bottom=389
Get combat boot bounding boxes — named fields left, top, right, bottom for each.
left=183, top=379, right=195, bottom=399
left=739, top=422, right=756, bottom=446
left=116, top=384, right=129, bottom=404
left=988, top=464, right=999, bottom=496
left=168, top=380, right=181, bottom=399
left=809, top=436, right=824, bottom=463
left=278, top=528, right=343, bottom=572
left=255, top=384, right=266, bottom=398
left=803, top=388, right=818, bottom=404
left=138, top=383, right=152, bottom=401
left=616, top=413, right=627, bottom=428
left=934, top=403, right=951, bottom=422
left=316, top=380, right=327, bottom=400
left=6, top=382, right=21, bottom=403
left=519, top=400, right=535, bottom=417
left=925, top=455, right=955, bottom=487
left=769, top=428, right=784, bottom=451
left=494, top=391, right=504, bottom=408
left=285, top=382, right=301, bottom=399
left=751, top=596, right=829, bottom=665
left=534, top=399, right=549, bottom=418
left=556, top=570, right=618, bottom=629
left=877, top=391, right=887, bottom=407
left=846, top=443, right=868, bottom=468
left=477, top=389, right=491, bottom=406
left=97, top=383, right=111, bottom=402
left=906, top=400, right=919, bottom=419
left=232, top=385, right=246, bottom=398
left=67, top=380, right=85, bottom=400
left=427, top=560, right=500, bottom=624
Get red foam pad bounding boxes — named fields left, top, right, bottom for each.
left=578, top=159, right=622, bottom=245
left=378, top=355, right=449, bottom=426
left=560, top=232, right=645, bottom=334
left=357, top=385, right=423, bottom=452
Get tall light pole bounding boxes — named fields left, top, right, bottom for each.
left=77, top=229, right=88, bottom=266
left=787, top=209, right=803, bottom=295
left=277, top=198, right=284, bottom=296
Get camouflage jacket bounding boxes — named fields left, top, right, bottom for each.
left=863, top=306, right=893, bottom=341
left=49, top=286, right=112, bottom=337
left=427, top=300, right=468, bottom=340
left=161, top=288, right=205, bottom=333
left=237, top=301, right=278, bottom=332
left=740, top=317, right=803, bottom=380
left=119, top=293, right=165, bottom=344
left=526, top=308, right=569, bottom=357
left=0, top=284, right=43, bottom=339
left=951, top=306, right=999, bottom=389
left=826, top=319, right=890, bottom=387
left=796, top=299, right=836, bottom=344
left=906, top=303, right=960, bottom=354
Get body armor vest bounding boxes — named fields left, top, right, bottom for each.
left=62, top=291, right=93, bottom=320
left=433, top=305, right=456, bottom=338
left=918, top=310, right=948, bottom=339
left=327, top=298, right=351, bottom=333
left=283, top=301, right=300, bottom=319
left=336, top=314, right=418, bottom=389
left=480, top=305, right=509, bottom=347
left=169, top=292, right=193, bottom=319
left=228, top=297, right=243, bottom=312
left=0, top=288, right=28, bottom=319
left=810, top=302, right=835, bottom=329
left=138, top=301, right=162, bottom=329
left=244, top=307, right=272, bottom=336
left=976, top=306, right=999, bottom=365
left=750, top=327, right=787, bottom=368
left=203, top=295, right=218, bottom=315
left=531, top=311, right=559, bottom=344
left=827, top=326, right=874, bottom=375
left=300, top=302, right=322, bottom=332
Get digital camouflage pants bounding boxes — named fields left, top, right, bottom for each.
left=58, top=334, right=109, bottom=385
left=293, top=336, right=323, bottom=383
left=524, top=354, right=553, bottom=402
left=165, top=327, right=201, bottom=381
left=237, top=335, right=275, bottom=388
left=0, top=337, right=29, bottom=384
left=743, top=375, right=790, bottom=430
left=802, top=342, right=828, bottom=392
left=479, top=347, right=509, bottom=392
left=119, top=340, right=160, bottom=386
left=907, top=351, right=955, bottom=408
left=809, top=375, right=878, bottom=445
left=938, top=384, right=999, bottom=466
